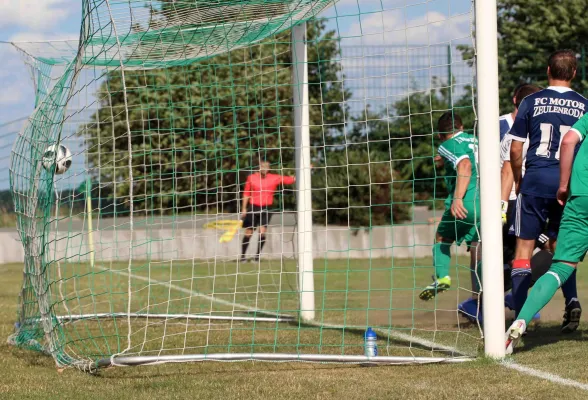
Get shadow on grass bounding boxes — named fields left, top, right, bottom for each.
left=99, top=362, right=359, bottom=379
left=513, top=324, right=587, bottom=353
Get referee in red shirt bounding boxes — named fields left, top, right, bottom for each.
left=240, top=161, right=296, bottom=262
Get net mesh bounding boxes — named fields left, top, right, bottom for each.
left=8, top=0, right=481, bottom=371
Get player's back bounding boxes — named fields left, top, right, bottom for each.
left=439, top=132, right=479, bottom=201
left=510, top=87, right=588, bottom=198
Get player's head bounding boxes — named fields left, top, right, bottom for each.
left=512, top=83, right=541, bottom=110
left=259, top=161, right=270, bottom=176
left=547, top=50, right=577, bottom=83
left=437, top=112, right=463, bottom=141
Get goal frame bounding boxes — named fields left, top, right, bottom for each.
left=8, top=0, right=505, bottom=371
left=108, top=0, right=506, bottom=367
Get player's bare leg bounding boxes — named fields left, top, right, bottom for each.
left=241, top=228, right=254, bottom=262
left=419, top=233, right=453, bottom=301
left=255, top=225, right=268, bottom=262
left=470, top=241, right=482, bottom=298
left=458, top=242, right=483, bottom=323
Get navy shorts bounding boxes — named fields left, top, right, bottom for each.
left=515, top=193, right=563, bottom=241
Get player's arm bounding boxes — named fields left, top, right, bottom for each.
left=281, top=174, right=296, bottom=185
left=241, top=178, right=251, bottom=218
left=510, top=141, right=524, bottom=192
left=559, top=116, right=588, bottom=204
left=451, top=158, right=472, bottom=220
left=438, top=143, right=471, bottom=219
left=500, top=135, right=514, bottom=201
left=501, top=162, right=514, bottom=201
left=500, top=135, right=514, bottom=223
left=509, top=99, right=530, bottom=193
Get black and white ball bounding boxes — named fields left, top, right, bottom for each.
left=42, top=144, right=72, bottom=175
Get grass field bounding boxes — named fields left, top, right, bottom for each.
left=2, top=258, right=588, bottom=399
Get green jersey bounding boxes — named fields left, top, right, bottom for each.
left=438, top=131, right=479, bottom=204
left=568, top=115, right=588, bottom=196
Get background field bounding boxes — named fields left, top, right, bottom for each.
left=2, top=259, right=588, bottom=399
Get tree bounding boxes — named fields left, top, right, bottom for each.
left=346, top=81, right=475, bottom=203
left=496, top=0, right=588, bottom=112
left=312, top=148, right=412, bottom=226
left=81, top=19, right=350, bottom=216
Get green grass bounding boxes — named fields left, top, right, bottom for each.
left=14, top=256, right=484, bottom=362
left=2, top=259, right=588, bottom=399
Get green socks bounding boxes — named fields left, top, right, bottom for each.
left=433, top=242, right=452, bottom=279
left=518, top=262, right=576, bottom=325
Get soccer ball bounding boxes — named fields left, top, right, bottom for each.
left=42, top=144, right=72, bottom=175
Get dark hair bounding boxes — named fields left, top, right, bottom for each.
left=514, top=84, right=541, bottom=108
left=548, top=50, right=577, bottom=81
left=438, top=112, right=463, bottom=134
left=512, top=83, right=528, bottom=98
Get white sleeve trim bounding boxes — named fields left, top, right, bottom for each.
left=453, top=155, right=470, bottom=168
left=569, top=128, right=584, bottom=141
left=438, top=147, right=457, bottom=163
left=510, top=135, right=527, bottom=142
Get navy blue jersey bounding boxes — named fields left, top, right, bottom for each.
left=510, top=87, right=588, bottom=199
left=499, top=113, right=513, bottom=141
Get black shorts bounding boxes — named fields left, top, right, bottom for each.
left=243, top=205, right=271, bottom=229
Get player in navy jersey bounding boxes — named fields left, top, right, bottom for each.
left=458, top=84, right=544, bottom=324
left=499, top=84, right=530, bottom=142
left=510, top=50, right=585, bottom=332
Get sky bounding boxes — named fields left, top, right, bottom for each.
left=0, top=0, right=473, bottom=189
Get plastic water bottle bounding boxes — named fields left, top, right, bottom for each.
left=364, top=327, right=378, bottom=357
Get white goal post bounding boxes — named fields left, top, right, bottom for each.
left=475, top=0, right=506, bottom=358
left=292, top=22, right=316, bottom=322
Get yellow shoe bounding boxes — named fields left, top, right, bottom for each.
left=419, top=276, right=451, bottom=301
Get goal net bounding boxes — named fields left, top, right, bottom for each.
left=8, top=0, right=488, bottom=371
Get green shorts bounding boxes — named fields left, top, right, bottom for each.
left=436, top=199, right=480, bottom=246
left=553, top=196, right=588, bottom=263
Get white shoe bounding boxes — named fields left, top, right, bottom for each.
left=505, top=319, right=527, bottom=355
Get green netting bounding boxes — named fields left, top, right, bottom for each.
left=28, top=0, right=335, bottom=69
left=8, top=0, right=481, bottom=372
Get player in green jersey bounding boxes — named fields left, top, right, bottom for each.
left=506, top=111, right=588, bottom=353
left=419, top=112, right=481, bottom=301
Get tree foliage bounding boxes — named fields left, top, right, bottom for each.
left=81, top=13, right=479, bottom=226
left=496, top=0, right=588, bottom=112
left=310, top=77, right=476, bottom=226
left=82, top=19, right=349, bottom=216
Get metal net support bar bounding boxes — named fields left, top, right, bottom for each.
left=99, top=353, right=474, bottom=368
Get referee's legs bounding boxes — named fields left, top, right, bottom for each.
left=241, top=228, right=254, bottom=261
left=256, top=225, right=267, bottom=261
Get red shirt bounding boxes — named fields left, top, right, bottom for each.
left=244, top=173, right=295, bottom=206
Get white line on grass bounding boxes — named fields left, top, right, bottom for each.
left=97, top=264, right=588, bottom=388
left=98, top=264, right=472, bottom=358
left=502, top=360, right=588, bottom=391
left=95, top=265, right=290, bottom=319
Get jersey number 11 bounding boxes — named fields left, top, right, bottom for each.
left=538, top=123, right=571, bottom=160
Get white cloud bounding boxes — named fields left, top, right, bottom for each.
left=0, top=0, right=76, bottom=31
left=9, top=32, right=78, bottom=43
left=345, top=10, right=472, bottom=46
